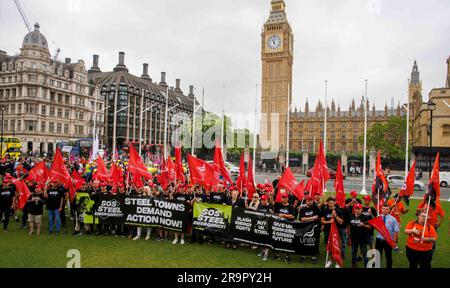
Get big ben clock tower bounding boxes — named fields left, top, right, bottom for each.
left=261, top=0, right=293, bottom=152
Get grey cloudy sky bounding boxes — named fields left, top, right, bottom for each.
left=1, top=0, right=449, bottom=131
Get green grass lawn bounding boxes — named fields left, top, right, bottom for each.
left=0, top=198, right=449, bottom=268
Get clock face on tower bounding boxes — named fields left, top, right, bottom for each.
left=267, top=35, right=282, bottom=50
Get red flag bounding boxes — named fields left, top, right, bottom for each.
left=372, top=151, right=390, bottom=204
left=246, top=154, right=256, bottom=199
left=93, top=156, right=109, bottom=182
left=236, top=152, right=247, bottom=193
left=109, top=163, right=124, bottom=185
left=400, top=160, right=416, bottom=198
left=310, top=140, right=329, bottom=197
left=175, top=146, right=186, bottom=184
left=334, top=160, right=345, bottom=208
left=128, top=144, right=153, bottom=179
left=214, top=145, right=232, bottom=184
left=426, top=153, right=440, bottom=209
left=167, top=156, right=176, bottom=181
left=305, top=179, right=312, bottom=193
left=49, top=148, right=72, bottom=189
left=26, top=161, right=49, bottom=185
left=278, top=167, right=305, bottom=201
left=187, top=154, right=216, bottom=188
left=14, top=179, right=31, bottom=210
left=71, top=170, right=85, bottom=191
left=326, top=222, right=343, bottom=267
left=368, top=216, right=397, bottom=248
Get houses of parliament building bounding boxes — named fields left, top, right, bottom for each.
left=261, top=0, right=449, bottom=171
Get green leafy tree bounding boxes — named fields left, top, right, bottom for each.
left=360, top=116, right=407, bottom=160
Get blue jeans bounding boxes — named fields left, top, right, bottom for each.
left=48, top=210, right=61, bottom=232
left=338, top=227, right=348, bottom=259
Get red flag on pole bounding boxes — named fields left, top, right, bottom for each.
left=426, top=153, right=440, bottom=208
left=236, top=152, right=247, bottom=193
left=14, top=179, right=31, bottom=210
left=167, top=156, right=176, bottom=181
left=26, top=161, right=49, bottom=185
left=109, top=163, right=124, bottom=185
left=93, top=156, right=109, bottom=182
left=278, top=167, right=305, bottom=201
left=71, top=170, right=85, bottom=191
left=334, top=160, right=345, bottom=208
left=311, top=140, right=329, bottom=197
left=400, top=160, right=416, bottom=198
left=246, top=154, right=256, bottom=199
left=175, top=146, right=186, bottom=184
left=372, top=151, right=390, bottom=204
left=49, top=148, right=72, bottom=189
left=368, top=216, right=397, bottom=248
left=128, top=144, right=153, bottom=179
left=326, top=221, right=344, bottom=267
left=186, top=154, right=216, bottom=188
left=214, top=144, right=232, bottom=184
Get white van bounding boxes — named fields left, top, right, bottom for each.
left=440, top=172, right=450, bottom=187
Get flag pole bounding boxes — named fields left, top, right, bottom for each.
left=164, top=86, right=169, bottom=159
left=325, top=251, right=330, bottom=268
left=421, top=196, right=432, bottom=239
left=253, top=84, right=258, bottom=175
left=361, top=80, right=368, bottom=195
left=324, top=80, right=328, bottom=155
left=191, top=90, right=196, bottom=156
left=405, top=79, right=410, bottom=178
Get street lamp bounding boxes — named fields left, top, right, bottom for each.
left=428, top=100, right=436, bottom=179
left=0, top=104, right=6, bottom=158
left=139, top=103, right=157, bottom=156
left=164, top=102, right=179, bottom=158
left=361, top=80, right=368, bottom=196
left=112, top=105, right=129, bottom=158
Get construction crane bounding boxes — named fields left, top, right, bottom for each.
left=14, top=0, right=62, bottom=61
left=14, top=0, right=32, bottom=32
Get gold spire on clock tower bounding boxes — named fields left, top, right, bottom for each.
left=260, top=0, right=294, bottom=152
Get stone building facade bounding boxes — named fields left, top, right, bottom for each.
left=0, top=23, right=104, bottom=155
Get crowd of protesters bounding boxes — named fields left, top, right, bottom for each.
left=0, top=153, right=445, bottom=269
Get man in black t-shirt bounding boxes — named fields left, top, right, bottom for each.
left=171, top=186, right=193, bottom=245
left=45, top=181, right=64, bottom=234
left=298, top=194, right=321, bottom=263
left=321, top=197, right=345, bottom=245
left=0, top=178, right=16, bottom=232
left=349, top=203, right=373, bottom=268
left=361, top=195, right=377, bottom=248
left=27, top=184, right=46, bottom=236
left=273, top=192, right=295, bottom=263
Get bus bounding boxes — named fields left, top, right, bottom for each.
left=0, top=136, right=22, bottom=159
left=56, top=138, right=94, bottom=158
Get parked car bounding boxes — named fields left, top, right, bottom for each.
left=387, top=174, right=425, bottom=191
left=440, top=172, right=450, bottom=187
left=306, top=167, right=345, bottom=180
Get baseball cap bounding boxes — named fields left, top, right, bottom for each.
left=281, top=192, right=289, bottom=198
left=261, top=195, right=269, bottom=200
left=305, top=194, right=313, bottom=200
left=363, top=195, right=371, bottom=201
left=350, top=191, right=358, bottom=197
left=354, top=203, right=363, bottom=209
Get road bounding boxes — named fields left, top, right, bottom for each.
left=251, top=172, right=450, bottom=201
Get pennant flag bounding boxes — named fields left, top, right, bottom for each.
left=71, top=170, right=86, bottom=191
left=175, top=146, right=186, bottom=184
left=368, top=216, right=397, bottom=248
left=326, top=222, right=343, bottom=267
left=187, top=154, right=216, bottom=188
left=214, top=144, right=232, bottom=185
left=372, top=151, right=391, bottom=205
left=26, top=161, right=49, bottom=185
left=334, top=160, right=346, bottom=208
left=13, top=179, right=31, bottom=210
left=278, top=167, right=305, bottom=201
left=400, top=160, right=416, bottom=205
left=425, top=153, right=440, bottom=209
left=128, top=144, right=153, bottom=179
left=236, top=152, right=247, bottom=193
left=246, top=154, right=256, bottom=199
left=93, top=156, right=109, bottom=182
left=310, top=140, right=329, bottom=197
